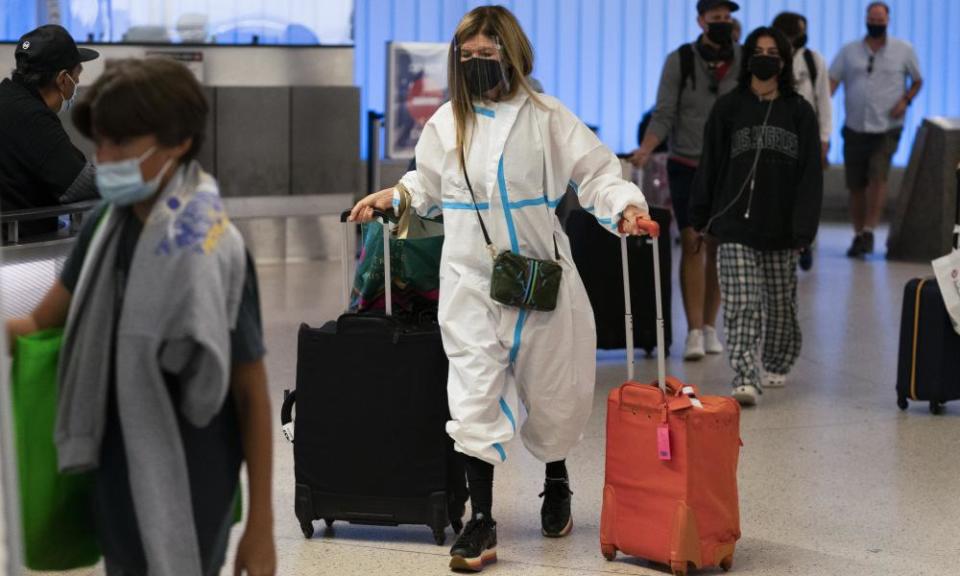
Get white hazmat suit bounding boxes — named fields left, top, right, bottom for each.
left=398, top=91, right=647, bottom=466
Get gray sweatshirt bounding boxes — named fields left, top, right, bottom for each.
left=56, top=162, right=246, bottom=576
left=647, top=40, right=742, bottom=163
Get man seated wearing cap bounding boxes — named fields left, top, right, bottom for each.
left=0, top=24, right=100, bottom=239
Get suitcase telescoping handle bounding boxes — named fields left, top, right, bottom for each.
left=619, top=217, right=666, bottom=392
left=339, top=209, right=394, bottom=317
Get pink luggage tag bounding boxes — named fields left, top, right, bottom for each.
left=657, top=424, right=672, bottom=461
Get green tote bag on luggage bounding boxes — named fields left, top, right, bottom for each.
left=11, top=328, right=100, bottom=570
left=350, top=220, right=444, bottom=313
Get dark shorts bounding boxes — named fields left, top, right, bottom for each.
left=666, top=158, right=698, bottom=230
left=841, top=126, right=903, bottom=190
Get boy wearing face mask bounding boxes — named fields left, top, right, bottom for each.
left=690, top=27, right=823, bottom=406
left=629, top=0, right=743, bottom=363
left=829, top=1, right=922, bottom=259
left=5, top=58, right=276, bottom=576
left=0, top=25, right=100, bottom=238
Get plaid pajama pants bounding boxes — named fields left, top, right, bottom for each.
left=718, top=243, right=802, bottom=390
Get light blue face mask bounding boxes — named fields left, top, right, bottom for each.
left=60, top=73, right=78, bottom=113
left=95, top=146, right=173, bottom=206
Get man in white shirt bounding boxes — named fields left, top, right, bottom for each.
left=772, top=11, right=832, bottom=270
left=830, top=1, right=922, bottom=259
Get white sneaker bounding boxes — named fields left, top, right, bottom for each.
left=684, top=329, right=705, bottom=361
left=732, top=384, right=760, bottom=406
left=704, top=325, right=724, bottom=354
left=764, top=372, right=787, bottom=388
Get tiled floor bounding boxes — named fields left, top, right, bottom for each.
left=8, top=224, right=960, bottom=575
left=242, top=224, right=959, bottom=576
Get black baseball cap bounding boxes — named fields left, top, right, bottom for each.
left=697, top=0, right=740, bottom=14
left=14, top=25, right=99, bottom=73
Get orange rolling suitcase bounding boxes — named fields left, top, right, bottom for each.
left=600, top=219, right=742, bottom=576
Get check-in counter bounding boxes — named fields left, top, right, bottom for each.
left=2, top=42, right=361, bottom=197
left=1, top=42, right=363, bottom=263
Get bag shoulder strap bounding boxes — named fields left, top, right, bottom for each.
left=459, top=150, right=496, bottom=256
left=803, top=48, right=818, bottom=88
left=678, top=43, right=696, bottom=98
left=460, top=147, right=560, bottom=261
left=954, top=165, right=960, bottom=248
left=801, top=49, right=821, bottom=120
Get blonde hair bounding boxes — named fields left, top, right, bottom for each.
left=448, top=5, right=543, bottom=172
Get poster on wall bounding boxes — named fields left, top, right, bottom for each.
left=386, top=42, right=449, bottom=159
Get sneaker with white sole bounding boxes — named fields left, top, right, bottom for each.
left=684, top=329, right=705, bottom=361
left=764, top=372, right=787, bottom=388
left=449, top=515, right=498, bottom=572
left=703, top=326, right=723, bottom=354
left=732, top=384, right=760, bottom=406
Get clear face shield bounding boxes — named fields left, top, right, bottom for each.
left=455, top=36, right=510, bottom=101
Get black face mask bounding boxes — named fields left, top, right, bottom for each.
left=462, top=58, right=503, bottom=97
left=867, top=24, right=887, bottom=38
left=792, top=33, right=808, bottom=50
left=750, top=55, right=781, bottom=82
left=706, top=22, right=734, bottom=45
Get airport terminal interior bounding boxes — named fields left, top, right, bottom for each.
left=1, top=1, right=960, bottom=575
left=6, top=229, right=959, bottom=575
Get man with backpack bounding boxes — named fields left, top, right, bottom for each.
left=629, top=0, right=742, bottom=361
left=772, top=11, right=832, bottom=271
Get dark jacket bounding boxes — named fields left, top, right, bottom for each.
left=0, top=77, right=94, bottom=235
left=647, top=39, right=742, bottom=162
left=689, top=89, right=823, bottom=250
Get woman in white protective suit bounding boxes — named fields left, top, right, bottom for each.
left=349, top=6, right=649, bottom=572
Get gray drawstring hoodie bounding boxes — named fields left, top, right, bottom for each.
left=55, top=161, right=246, bottom=576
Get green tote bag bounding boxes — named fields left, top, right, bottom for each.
left=11, top=328, right=100, bottom=570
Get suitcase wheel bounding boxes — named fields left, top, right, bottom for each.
left=300, top=521, right=314, bottom=539
left=433, top=528, right=446, bottom=546
left=671, top=561, right=688, bottom=576
left=721, top=555, right=734, bottom=572
left=897, top=397, right=908, bottom=411
left=324, top=518, right=335, bottom=528
left=929, top=401, right=945, bottom=415
left=601, top=544, right=617, bottom=561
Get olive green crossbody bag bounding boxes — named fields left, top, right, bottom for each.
left=461, top=158, right=563, bottom=312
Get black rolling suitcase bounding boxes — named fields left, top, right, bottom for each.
left=565, top=205, right=673, bottom=353
left=280, top=210, right=467, bottom=544
left=896, top=167, right=960, bottom=414
left=896, top=278, right=960, bottom=414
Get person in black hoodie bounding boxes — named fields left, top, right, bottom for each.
left=690, top=26, right=822, bottom=406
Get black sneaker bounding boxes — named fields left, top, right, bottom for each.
left=539, top=478, right=573, bottom=538
left=449, top=515, right=497, bottom=572
left=798, top=246, right=814, bottom=271
left=846, top=234, right=864, bottom=258
left=861, top=230, right=875, bottom=254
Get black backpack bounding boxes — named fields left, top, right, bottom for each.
left=638, top=43, right=743, bottom=149
left=637, top=44, right=697, bottom=149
